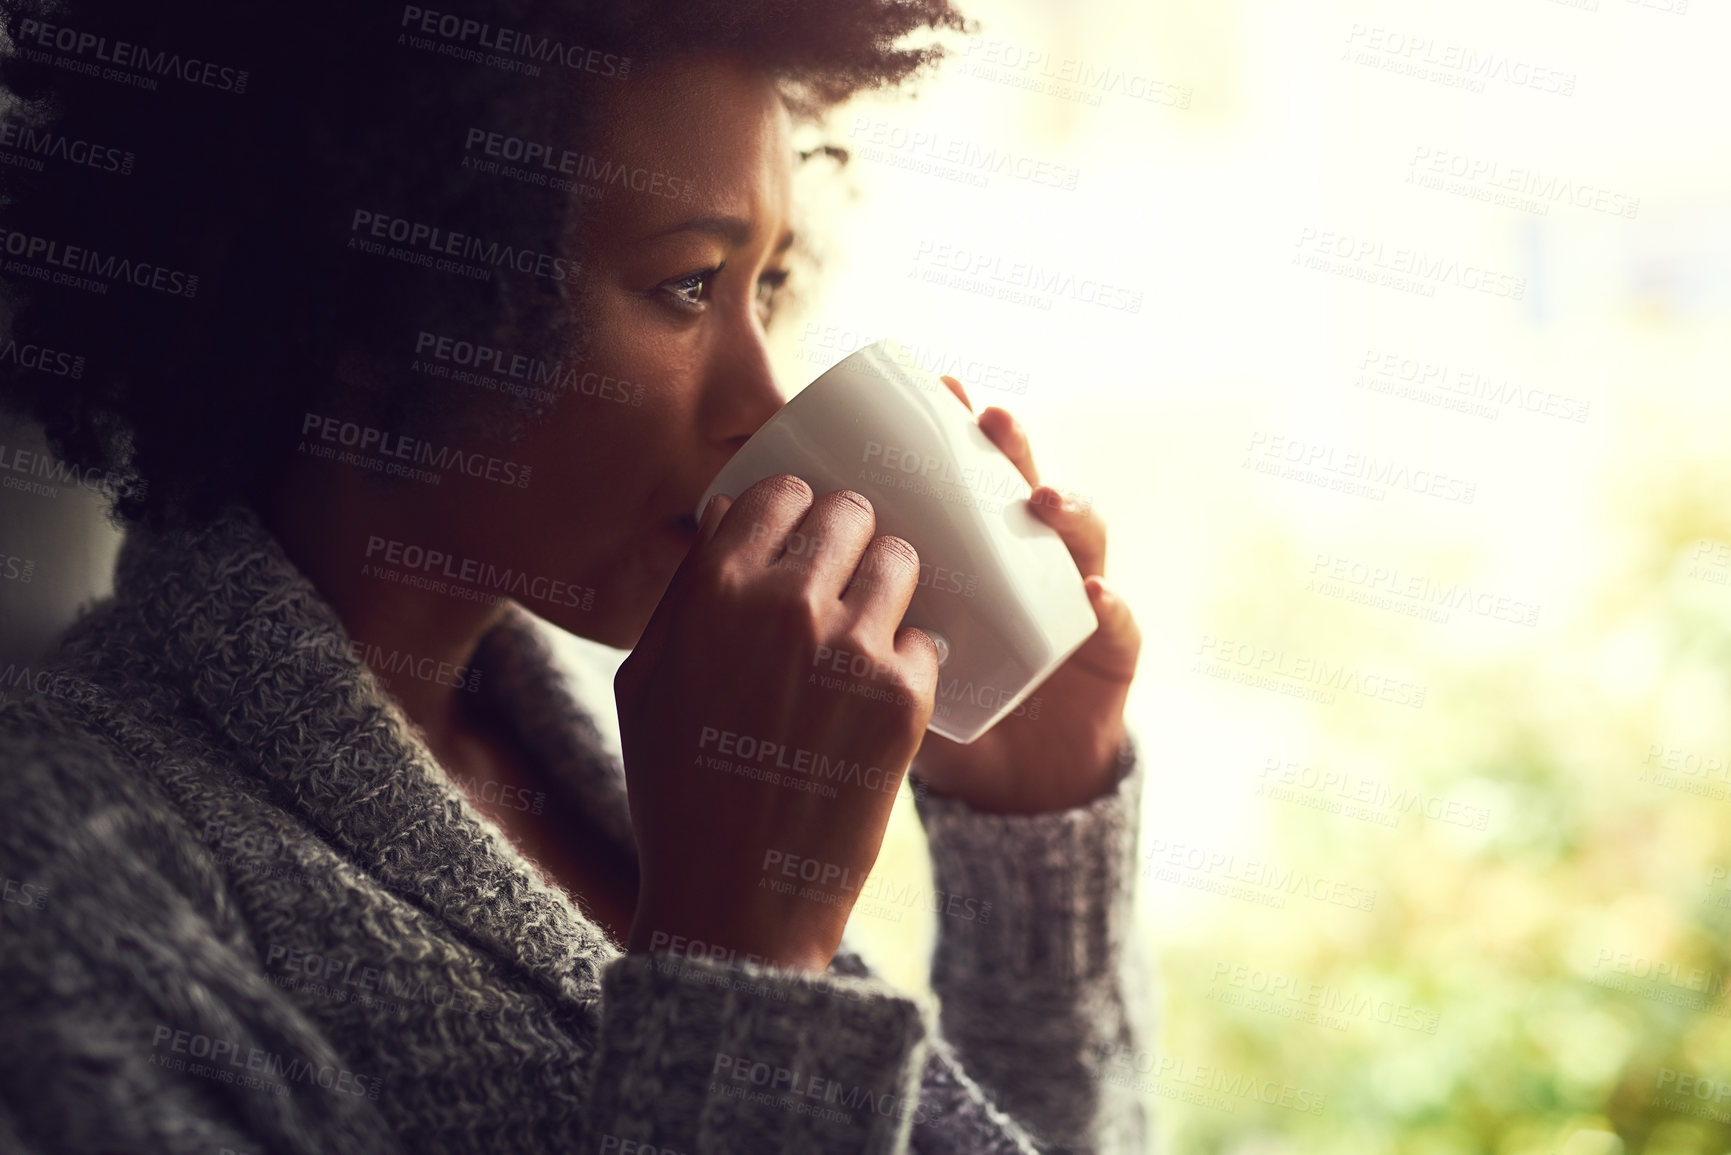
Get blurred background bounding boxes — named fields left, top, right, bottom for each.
left=766, top=0, right=1731, bottom=1152
left=5, top=0, right=1729, bottom=1150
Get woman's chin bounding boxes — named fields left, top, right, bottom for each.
left=542, top=552, right=680, bottom=650
left=544, top=603, right=649, bottom=651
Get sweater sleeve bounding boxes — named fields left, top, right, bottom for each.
left=910, top=736, right=1153, bottom=1154
left=578, top=951, right=933, bottom=1153
left=826, top=947, right=1044, bottom=1155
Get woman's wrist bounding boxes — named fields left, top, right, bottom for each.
left=915, top=722, right=1132, bottom=816
left=627, top=894, right=844, bottom=975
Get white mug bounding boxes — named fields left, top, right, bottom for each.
left=696, top=339, right=1097, bottom=744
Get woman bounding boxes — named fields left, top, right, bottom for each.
left=0, top=0, right=1150, bottom=1151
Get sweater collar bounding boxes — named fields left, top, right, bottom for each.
left=107, top=503, right=629, bottom=1004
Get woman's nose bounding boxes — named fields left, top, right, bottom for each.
left=706, top=311, right=786, bottom=448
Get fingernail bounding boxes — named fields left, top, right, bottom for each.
left=699, top=493, right=730, bottom=533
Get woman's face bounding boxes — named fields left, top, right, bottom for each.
left=447, top=52, right=797, bottom=648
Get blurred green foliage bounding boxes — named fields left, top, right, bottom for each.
left=1151, top=405, right=1731, bottom=1155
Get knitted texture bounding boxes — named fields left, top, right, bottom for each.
left=0, top=505, right=1153, bottom=1153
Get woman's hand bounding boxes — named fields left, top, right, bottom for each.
left=910, top=377, right=1142, bottom=815
left=615, top=475, right=940, bottom=973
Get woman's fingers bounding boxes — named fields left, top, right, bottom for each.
left=972, top=405, right=1106, bottom=586
left=977, top=407, right=1040, bottom=488
left=975, top=403, right=1125, bottom=675
left=939, top=374, right=973, bottom=413
left=1077, top=575, right=1141, bottom=682
left=710, top=474, right=815, bottom=568
left=697, top=492, right=732, bottom=543
left=1030, top=484, right=1106, bottom=578
left=843, top=534, right=921, bottom=633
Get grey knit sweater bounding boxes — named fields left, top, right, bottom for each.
left=0, top=505, right=1153, bottom=1154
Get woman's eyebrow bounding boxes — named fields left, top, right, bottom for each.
left=643, top=215, right=796, bottom=254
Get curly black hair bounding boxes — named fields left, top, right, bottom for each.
left=0, top=0, right=969, bottom=528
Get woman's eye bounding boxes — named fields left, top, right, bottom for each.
left=756, top=270, right=789, bottom=322
left=655, top=265, right=787, bottom=319
left=661, top=266, right=720, bottom=309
